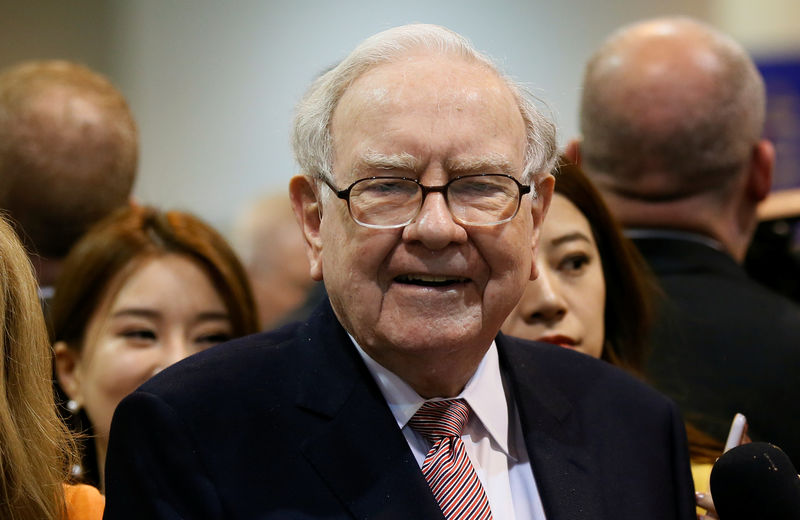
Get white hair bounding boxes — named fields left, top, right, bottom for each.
left=291, top=23, right=556, bottom=187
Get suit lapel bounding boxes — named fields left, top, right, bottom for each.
left=498, top=334, right=605, bottom=519
left=294, top=303, right=444, bottom=520
left=290, top=306, right=605, bottom=519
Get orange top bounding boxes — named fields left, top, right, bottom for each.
left=64, top=483, right=105, bottom=520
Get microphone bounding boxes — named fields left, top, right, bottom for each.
left=710, top=442, right=800, bottom=519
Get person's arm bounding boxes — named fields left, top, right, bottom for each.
left=103, top=391, right=223, bottom=520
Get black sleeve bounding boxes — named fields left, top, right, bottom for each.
left=667, top=400, right=699, bottom=520
left=103, top=391, right=223, bottom=520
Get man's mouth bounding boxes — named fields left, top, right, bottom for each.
left=394, top=274, right=469, bottom=287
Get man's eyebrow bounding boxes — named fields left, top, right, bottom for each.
left=551, top=231, right=593, bottom=247
left=445, top=154, right=515, bottom=175
left=357, top=151, right=419, bottom=173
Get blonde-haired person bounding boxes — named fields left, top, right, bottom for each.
left=0, top=215, right=103, bottom=520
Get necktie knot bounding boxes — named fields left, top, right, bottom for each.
left=409, top=399, right=470, bottom=442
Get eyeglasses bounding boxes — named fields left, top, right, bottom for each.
left=322, top=173, right=531, bottom=229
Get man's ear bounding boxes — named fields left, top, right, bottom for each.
left=748, top=139, right=774, bottom=203
left=289, top=175, right=324, bottom=281
left=529, top=174, right=555, bottom=281
left=564, top=138, right=582, bottom=165
left=54, top=341, right=83, bottom=404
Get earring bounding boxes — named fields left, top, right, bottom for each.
left=67, top=399, right=81, bottom=413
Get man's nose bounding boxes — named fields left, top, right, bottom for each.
left=402, top=191, right=467, bottom=249
left=523, top=268, right=567, bottom=324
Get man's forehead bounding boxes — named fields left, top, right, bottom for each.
left=352, top=150, right=517, bottom=176
left=336, top=52, right=512, bottom=114
left=334, top=59, right=522, bottom=134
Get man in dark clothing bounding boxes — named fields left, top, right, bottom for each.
left=569, top=16, right=800, bottom=464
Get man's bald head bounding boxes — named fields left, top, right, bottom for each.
left=232, top=193, right=313, bottom=328
left=579, top=17, right=765, bottom=203
left=0, top=60, right=138, bottom=259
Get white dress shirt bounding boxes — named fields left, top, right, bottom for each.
left=352, top=338, right=547, bottom=520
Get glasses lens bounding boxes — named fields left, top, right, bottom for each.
left=349, top=178, right=421, bottom=227
left=448, top=175, right=521, bottom=225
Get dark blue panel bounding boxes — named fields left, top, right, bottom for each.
left=758, top=57, right=800, bottom=190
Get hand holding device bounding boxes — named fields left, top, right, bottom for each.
left=696, top=413, right=749, bottom=518
left=723, top=413, right=748, bottom=453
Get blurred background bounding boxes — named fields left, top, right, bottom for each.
left=1, top=0, right=798, bottom=241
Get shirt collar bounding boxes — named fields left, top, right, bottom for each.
left=351, top=335, right=512, bottom=458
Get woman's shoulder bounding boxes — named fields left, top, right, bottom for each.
left=64, top=483, right=104, bottom=520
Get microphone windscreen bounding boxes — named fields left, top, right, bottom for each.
left=710, top=442, right=800, bottom=520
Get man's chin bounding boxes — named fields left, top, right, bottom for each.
left=372, top=315, right=487, bottom=353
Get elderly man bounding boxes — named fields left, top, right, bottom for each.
left=567, top=17, right=800, bottom=464
left=0, top=61, right=138, bottom=299
left=104, top=24, right=695, bottom=519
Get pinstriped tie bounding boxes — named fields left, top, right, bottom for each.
left=408, top=399, right=493, bottom=520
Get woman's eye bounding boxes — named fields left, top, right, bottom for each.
left=560, top=254, right=590, bottom=273
left=121, top=329, right=156, bottom=341
left=197, top=332, right=231, bottom=345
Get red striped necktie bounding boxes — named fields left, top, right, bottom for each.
left=408, top=399, right=493, bottom=520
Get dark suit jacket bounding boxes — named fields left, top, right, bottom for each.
left=103, top=300, right=695, bottom=519
left=635, top=236, right=800, bottom=465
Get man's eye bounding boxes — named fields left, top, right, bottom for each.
left=365, top=180, right=415, bottom=196
left=457, top=181, right=503, bottom=196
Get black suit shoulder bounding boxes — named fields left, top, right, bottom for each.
left=500, top=333, right=667, bottom=407
left=498, top=334, right=696, bottom=520
left=500, top=334, right=684, bottom=447
left=634, top=236, right=800, bottom=464
left=139, top=321, right=305, bottom=404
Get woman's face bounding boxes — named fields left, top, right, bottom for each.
left=56, top=254, right=233, bottom=467
left=502, top=193, right=606, bottom=358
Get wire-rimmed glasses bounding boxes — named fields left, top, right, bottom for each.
left=322, top=173, right=531, bottom=229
